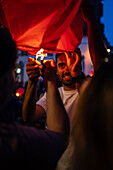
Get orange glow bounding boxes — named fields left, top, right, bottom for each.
left=89, top=69, right=94, bottom=77
left=16, top=92, right=20, bottom=97
left=90, top=73, right=94, bottom=77
left=15, top=87, right=25, bottom=98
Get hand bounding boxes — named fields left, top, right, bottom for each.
left=81, top=0, right=100, bottom=23
left=65, top=52, right=82, bottom=77
left=42, top=59, right=56, bottom=82
left=26, top=57, right=41, bottom=82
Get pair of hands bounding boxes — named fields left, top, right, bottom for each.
left=26, top=52, right=81, bottom=84
left=26, top=57, right=56, bottom=83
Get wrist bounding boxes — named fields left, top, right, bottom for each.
left=29, top=78, right=39, bottom=85
left=72, top=72, right=85, bottom=83
left=86, top=15, right=99, bottom=26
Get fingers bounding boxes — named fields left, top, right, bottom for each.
left=26, top=57, right=42, bottom=81
left=64, top=52, right=70, bottom=67
left=42, top=59, right=56, bottom=81
left=26, top=58, right=56, bottom=81
left=51, top=59, right=56, bottom=69
left=28, top=57, right=34, bottom=62
left=43, top=60, right=51, bottom=67
left=27, top=70, right=40, bottom=80
left=65, top=52, right=77, bottom=67
left=26, top=62, right=41, bottom=76
left=28, top=57, right=41, bottom=65
left=43, top=59, right=56, bottom=69
left=27, top=69, right=40, bottom=77
left=72, top=53, right=79, bottom=71
left=26, top=64, right=41, bottom=72
left=64, top=52, right=81, bottom=76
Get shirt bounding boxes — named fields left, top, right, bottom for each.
left=37, top=86, right=79, bottom=130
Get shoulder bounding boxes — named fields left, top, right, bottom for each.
left=0, top=122, right=67, bottom=153
left=58, top=86, right=63, bottom=93
left=0, top=123, right=67, bottom=169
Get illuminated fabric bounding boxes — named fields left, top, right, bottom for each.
left=0, top=0, right=84, bottom=55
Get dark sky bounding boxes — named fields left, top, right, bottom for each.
left=101, top=0, right=113, bottom=46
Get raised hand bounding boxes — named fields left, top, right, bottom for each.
left=81, top=0, right=100, bottom=22
left=26, top=57, right=41, bottom=82
left=64, top=52, right=81, bottom=77
left=42, top=59, right=56, bottom=82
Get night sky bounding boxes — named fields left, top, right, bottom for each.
left=101, top=0, right=113, bottom=46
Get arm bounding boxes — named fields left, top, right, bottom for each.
left=22, top=57, right=45, bottom=122
left=22, top=79, right=45, bottom=122
left=47, top=81, right=69, bottom=134
left=81, top=0, right=109, bottom=71
left=44, top=59, right=70, bottom=135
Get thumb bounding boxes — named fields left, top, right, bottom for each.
left=28, top=57, right=35, bottom=62
left=51, top=59, right=56, bottom=68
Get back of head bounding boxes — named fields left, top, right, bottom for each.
left=71, top=59, right=113, bottom=170
left=0, top=27, right=17, bottom=111
left=0, top=27, right=17, bottom=76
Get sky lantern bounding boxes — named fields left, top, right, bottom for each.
left=0, top=0, right=84, bottom=55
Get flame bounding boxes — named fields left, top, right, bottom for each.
left=36, top=48, right=47, bottom=60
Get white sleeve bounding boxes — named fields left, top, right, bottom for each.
left=36, top=92, right=47, bottom=113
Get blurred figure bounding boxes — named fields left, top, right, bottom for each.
left=0, top=27, right=19, bottom=123
left=0, top=27, right=69, bottom=169
left=71, top=58, right=113, bottom=170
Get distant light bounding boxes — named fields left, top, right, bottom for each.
left=89, top=73, right=94, bottom=77
left=16, top=68, right=21, bottom=74
left=15, top=87, right=25, bottom=98
left=16, top=92, right=20, bottom=97
left=107, top=49, right=111, bottom=53
left=104, top=57, right=109, bottom=63
left=89, top=69, right=94, bottom=77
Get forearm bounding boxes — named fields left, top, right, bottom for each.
left=87, top=16, right=108, bottom=71
left=22, top=79, right=37, bottom=122
left=47, top=80, right=70, bottom=136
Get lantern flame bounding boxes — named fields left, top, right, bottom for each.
left=36, top=48, right=47, bottom=60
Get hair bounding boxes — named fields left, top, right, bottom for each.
left=55, top=53, right=64, bottom=63
left=0, top=27, right=18, bottom=76
left=71, top=59, right=113, bottom=170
